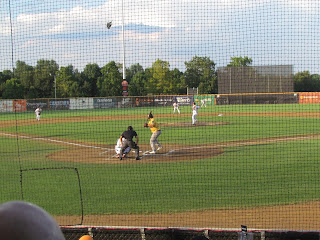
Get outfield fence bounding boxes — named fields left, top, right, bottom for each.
left=2, top=92, right=320, bottom=113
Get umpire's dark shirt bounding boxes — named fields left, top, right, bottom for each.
left=121, top=130, right=137, bottom=141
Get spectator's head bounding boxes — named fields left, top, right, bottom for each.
left=0, top=201, right=65, bottom=240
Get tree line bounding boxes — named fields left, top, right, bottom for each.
left=0, top=56, right=319, bottom=99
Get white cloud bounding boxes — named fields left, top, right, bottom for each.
left=0, top=0, right=319, bottom=73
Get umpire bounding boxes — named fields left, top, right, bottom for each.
left=119, top=126, right=141, bottom=160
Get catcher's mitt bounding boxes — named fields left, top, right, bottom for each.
left=143, top=123, right=148, bottom=127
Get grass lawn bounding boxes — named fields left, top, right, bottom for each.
left=1, top=103, right=320, bottom=215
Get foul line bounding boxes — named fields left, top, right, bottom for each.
left=0, top=132, right=111, bottom=150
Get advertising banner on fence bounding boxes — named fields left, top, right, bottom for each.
left=173, top=96, right=194, bottom=106
left=13, top=100, right=27, bottom=112
left=0, top=100, right=13, bottom=112
left=50, top=99, right=70, bottom=110
left=135, top=97, right=154, bottom=107
left=193, top=95, right=215, bottom=106
left=27, top=99, right=49, bottom=111
left=299, top=92, right=320, bottom=104
left=117, top=97, right=134, bottom=108
left=70, top=98, right=94, bottom=110
left=154, top=96, right=174, bottom=107
left=94, top=98, right=116, bottom=109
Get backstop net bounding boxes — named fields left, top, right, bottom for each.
left=1, top=0, right=320, bottom=239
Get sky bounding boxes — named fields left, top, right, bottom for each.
left=0, top=0, right=319, bottom=74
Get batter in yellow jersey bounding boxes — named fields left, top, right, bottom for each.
left=146, top=112, right=162, bottom=154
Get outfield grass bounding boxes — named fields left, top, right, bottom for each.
left=1, top=103, right=320, bottom=215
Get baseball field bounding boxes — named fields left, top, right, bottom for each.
left=1, top=103, right=320, bottom=230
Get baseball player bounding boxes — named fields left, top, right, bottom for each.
left=144, top=112, right=162, bottom=154
left=35, top=106, right=42, bottom=121
left=201, top=99, right=207, bottom=107
left=192, top=102, right=200, bottom=125
left=173, top=102, right=180, bottom=114
left=119, top=126, right=140, bottom=160
left=115, top=137, right=131, bottom=158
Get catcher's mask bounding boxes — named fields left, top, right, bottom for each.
left=128, top=126, right=133, bottom=131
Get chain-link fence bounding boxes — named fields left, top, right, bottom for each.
left=61, top=227, right=320, bottom=240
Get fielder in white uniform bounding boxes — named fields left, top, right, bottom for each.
left=192, top=102, right=200, bottom=125
left=35, top=107, right=42, bottom=121
left=115, top=137, right=131, bottom=158
left=201, top=99, right=207, bottom=107
left=173, top=102, right=180, bottom=114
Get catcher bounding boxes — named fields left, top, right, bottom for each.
left=115, top=137, right=131, bottom=159
left=119, top=126, right=140, bottom=160
left=144, top=112, right=162, bottom=154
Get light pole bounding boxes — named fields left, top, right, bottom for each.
left=121, top=0, right=126, bottom=81
left=107, top=0, right=127, bottom=93
left=54, top=75, right=56, bottom=99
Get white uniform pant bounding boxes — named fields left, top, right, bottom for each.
left=192, top=112, right=198, bottom=124
left=150, top=130, right=162, bottom=151
left=173, top=107, right=180, bottom=114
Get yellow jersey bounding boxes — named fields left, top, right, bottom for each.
left=148, top=118, right=160, bottom=133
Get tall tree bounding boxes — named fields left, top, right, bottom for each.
left=128, top=71, right=148, bottom=96
left=184, top=56, right=217, bottom=93
left=34, top=59, right=59, bottom=98
left=170, top=68, right=184, bottom=94
left=294, top=71, right=320, bottom=92
left=0, top=70, right=13, bottom=98
left=82, top=63, right=101, bottom=97
left=126, top=63, right=144, bottom=83
left=97, top=61, right=122, bottom=96
left=146, top=59, right=178, bottom=94
left=14, top=61, right=34, bottom=96
left=2, top=78, right=25, bottom=99
left=55, top=65, right=80, bottom=97
left=0, top=70, right=13, bottom=83
left=227, top=56, right=252, bottom=67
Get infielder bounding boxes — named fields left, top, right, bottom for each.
left=35, top=106, right=42, bottom=121
left=192, top=102, right=200, bottom=125
left=173, top=102, right=180, bottom=114
left=144, top=112, right=162, bottom=154
left=201, top=99, right=207, bottom=107
left=119, top=126, right=140, bottom=160
left=115, top=137, right=131, bottom=158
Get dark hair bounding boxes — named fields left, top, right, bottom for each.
left=148, top=113, right=153, bottom=118
left=128, top=126, right=133, bottom=131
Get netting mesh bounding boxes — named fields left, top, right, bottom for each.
left=1, top=0, right=320, bottom=234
